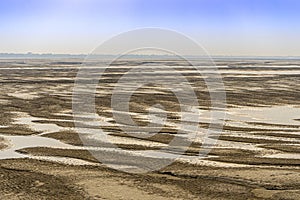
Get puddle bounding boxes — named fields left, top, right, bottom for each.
left=262, top=153, right=300, bottom=160
left=12, top=112, right=65, bottom=135
left=8, top=92, right=39, bottom=100
left=0, top=112, right=76, bottom=161
left=228, top=105, right=300, bottom=126
left=0, top=134, right=73, bottom=159
left=1, top=104, right=299, bottom=167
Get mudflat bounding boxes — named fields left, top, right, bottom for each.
left=0, top=58, right=300, bottom=199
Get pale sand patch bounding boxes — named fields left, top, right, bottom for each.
left=252, top=188, right=281, bottom=199
left=7, top=92, right=39, bottom=100
left=30, top=156, right=101, bottom=166
left=77, top=177, right=179, bottom=200
left=252, top=188, right=300, bottom=199
left=177, top=157, right=250, bottom=168
left=0, top=99, right=9, bottom=104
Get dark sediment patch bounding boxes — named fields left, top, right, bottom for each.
left=0, top=161, right=87, bottom=199
left=222, top=125, right=298, bottom=132
left=17, top=147, right=98, bottom=163
left=43, top=130, right=166, bottom=150
left=0, top=158, right=258, bottom=199
left=0, top=137, right=8, bottom=150
left=43, top=130, right=83, bottom=146
left=251, top=132, right=300, bottom=139
left=0, top=125, right=40, bottom=135
left=246, top=121, right=300, bottom=128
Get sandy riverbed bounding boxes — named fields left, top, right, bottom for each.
left=0, top=58, right=299, bottom=199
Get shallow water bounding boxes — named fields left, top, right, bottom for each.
left=2, top=104, right=299, bottom=167
left=262, top=153, right=300, bottom=159
left=0, top=134, right=72, bottom=159
left=228, top=105, right=300, bottom=126
left=12, top=112, right=66, bottom=135
left=1, top=61, right=300, bottom=168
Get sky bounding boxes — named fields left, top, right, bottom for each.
left=0, top=0, right=300, bottom=56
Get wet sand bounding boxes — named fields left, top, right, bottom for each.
left=0, top=58, right=300, bottom=199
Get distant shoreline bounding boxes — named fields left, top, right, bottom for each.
left=1, top=53, right=300, bottom=60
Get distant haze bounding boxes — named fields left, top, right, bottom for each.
left=0, top=0, right=300, bottom=56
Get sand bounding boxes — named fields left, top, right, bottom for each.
left=0, top=58, right=300, bottom=199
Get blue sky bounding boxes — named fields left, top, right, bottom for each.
left=0, top=0, right=300, bottom=56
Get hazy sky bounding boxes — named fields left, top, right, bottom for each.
left=1, top=0, right=300, bottom=56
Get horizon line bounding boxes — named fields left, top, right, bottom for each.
left=0, top=52, right=300, bottom=59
